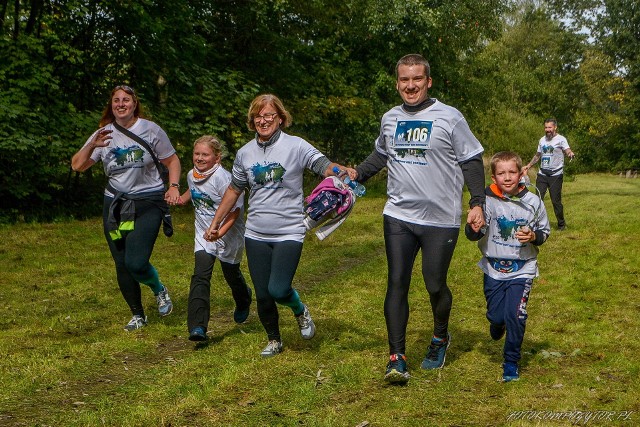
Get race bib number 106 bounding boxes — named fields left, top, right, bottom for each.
left=393, top=120, right=433, bottom=150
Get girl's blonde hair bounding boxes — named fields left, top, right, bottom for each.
left=194, top=135, right=226, bottom=158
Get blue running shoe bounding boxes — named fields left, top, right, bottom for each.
left=421, top=333, right=451, bottom=370
left=189, top=326, right=207, bottom=342
left=502, top=362, right=519, bottom=382
left=490, top=323, right=506, bottom=340
left=234, top=287, right=252, bottom=324
left=384, top=353, right=410, bottom=384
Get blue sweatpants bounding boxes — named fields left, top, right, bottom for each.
left=483, top=275, right=533, bottom=363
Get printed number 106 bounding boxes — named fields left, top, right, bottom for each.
left=406, top=128, right=429, bottom=142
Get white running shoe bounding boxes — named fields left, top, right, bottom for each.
left=260, top=340, right=283, bottom=358
left=156, top=286, right=173, bottom=317
left=124, top=315, right=147, bottom=331
left=296, top=304, right=316, bottom=340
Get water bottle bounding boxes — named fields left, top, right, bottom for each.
left=332, top=166, right=366, bottom=197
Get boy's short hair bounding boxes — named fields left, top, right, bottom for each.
left=490, top=151, right=523, bottom=175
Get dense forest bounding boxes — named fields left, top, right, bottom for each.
left=1, top=0, right=638, bottom=222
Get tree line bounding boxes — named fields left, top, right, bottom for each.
left=1, top=0, right=638, bottom=222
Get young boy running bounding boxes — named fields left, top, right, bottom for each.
left=465, top=151, right=550, bottom=381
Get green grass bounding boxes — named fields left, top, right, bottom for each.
left=0, top=174, right=638, bottom=426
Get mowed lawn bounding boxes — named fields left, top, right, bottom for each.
left=0, top=173, right=638, bottom=426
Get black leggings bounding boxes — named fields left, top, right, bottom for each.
left=244, top=238, right=304, bottom=341
left=102, top=196, right=164, bottom=317
left=383, top=215, right=459, bottom=355
left=187, top=250, right=250, bottom=332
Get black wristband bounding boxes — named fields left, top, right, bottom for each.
left=170, top=183, right=180, bottom=189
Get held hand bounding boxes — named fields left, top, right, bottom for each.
left=466, top=206, right=485, bottom=232
left=344, top=167, right=358, bottom=181
left=164, top=186, right=181, bottom=205
left=204, top=222, right=221, bottom=241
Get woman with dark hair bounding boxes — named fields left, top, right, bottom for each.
left=71, top=85, right=181, bottom=331
left=204, top=94, right=345, bottom=357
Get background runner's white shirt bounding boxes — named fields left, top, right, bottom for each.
left=187, top=167, right=245, bottom=264
left=376, top=99, right=484, bottom=227
left=536, top=134, right=570, bottom=176
left=477, top=190, right=550, bottom=280
left=232, top=132, right=325, bottom=243
left=85, top=118, right=176, bottom=196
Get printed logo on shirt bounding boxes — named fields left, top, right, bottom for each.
left=488, top=258, right=524, bottom=274
left=190, top=188, right=215, bottom=214
left=541, top=145, right=554, bottom=168
left=541, top=145, right=554, bottom=154
left=111, top=146, right=145, bottom=167
left=494, top=216, right=528, bottom=245
left=250, top=162, right=286, bottom=186
left=391, top=120, right=432, bottom=165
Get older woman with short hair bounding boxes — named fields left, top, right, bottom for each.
left=205, top=93, right=345, bottom=357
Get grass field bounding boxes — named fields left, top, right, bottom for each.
left=0, top=174, right=638, bottom=426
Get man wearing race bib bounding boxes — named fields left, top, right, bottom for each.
left=522, top=119, right=575, bottom=231
left=345, top=54, right=486, bottom=384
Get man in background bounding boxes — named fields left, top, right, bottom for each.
left=523, top=119, right=575, bottom=230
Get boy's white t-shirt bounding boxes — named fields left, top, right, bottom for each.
left=477, top=188, right=550, bottom=280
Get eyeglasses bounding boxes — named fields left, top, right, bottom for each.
left=253, top=112, right=278, bottom=123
